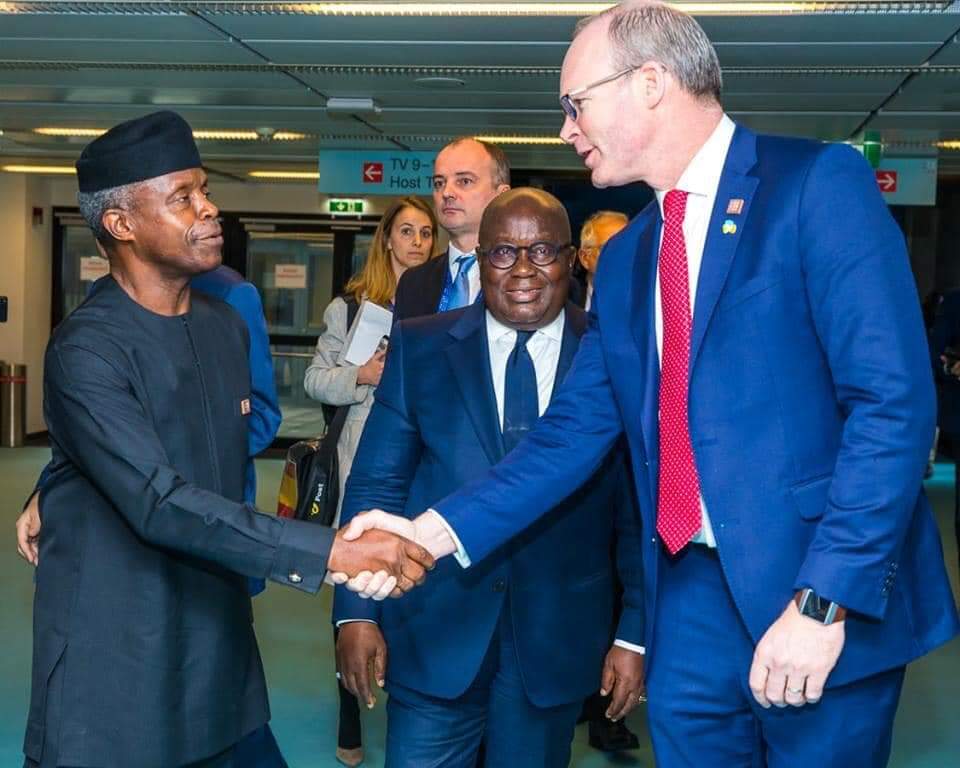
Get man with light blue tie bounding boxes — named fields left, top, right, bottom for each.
left=339, top=3, right=960, bottom=766
left=393, top=137, right=510, bottom=321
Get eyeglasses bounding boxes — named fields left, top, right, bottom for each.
left=559, top=67, right=639, bottom=122
left=478, top=242, right=574, bottom=270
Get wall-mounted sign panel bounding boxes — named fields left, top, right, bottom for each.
left=875, top=158, right=937, bottom=206
left=318, top=150, right=436, bottom=195
left=274, top=263, right=307, bottom=289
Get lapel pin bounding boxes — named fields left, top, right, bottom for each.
left=726, top=198, right=745, bottom=215
left=240, top=398, right=252, bottom=416
left=722, top=219, right=737, bottom=235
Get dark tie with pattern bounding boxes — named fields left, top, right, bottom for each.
left=502, top=330, right=538, bottom=453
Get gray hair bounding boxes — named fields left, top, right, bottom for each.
left=575, top=2, right=722, bottom=102
left=77, top=182, right=139, bottom=246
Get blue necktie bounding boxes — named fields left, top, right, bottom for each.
left=446, top=253, right=476, bottom=310
left=503, top=330, right=538, bottom=453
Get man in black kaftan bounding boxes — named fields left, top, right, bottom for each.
left=25, top=111, right=432, bottom=768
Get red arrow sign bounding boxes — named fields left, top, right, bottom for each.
left=362, top=161, right=383, bottom=183
left=875, top=170, right=898, bottom=193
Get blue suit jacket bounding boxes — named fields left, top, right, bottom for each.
left=334, top=302, right=644, bottom=706
left=436, top=125, right=959, bottom=687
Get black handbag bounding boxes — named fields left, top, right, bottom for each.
left=276, top=297, right=360, bottom=526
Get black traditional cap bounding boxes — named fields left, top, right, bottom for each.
left=75, top=110, right=202, bottom=193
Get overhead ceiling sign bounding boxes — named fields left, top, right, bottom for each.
left=328, top=198, right=365, bottom=215
left=874, top=158, right=937, bottom=206
left=318, top=149, right=436, bottom=195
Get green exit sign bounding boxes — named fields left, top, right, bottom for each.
left=328, top=198, right=365, bottom=214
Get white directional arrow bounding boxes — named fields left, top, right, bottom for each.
left=876, top=170, right=897, bottom=192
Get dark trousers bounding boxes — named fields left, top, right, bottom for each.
left=24, top=724, right=287, bottom=768
left=384, top=597, right=580, bottom=768
left=333, top=625, right=363, bottom=750
left=646, top=544, right=905, bottom=768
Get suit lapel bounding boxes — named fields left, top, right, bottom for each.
left=551, top=303, right=585, bottom=399
left=425, top=252, right=449, bottom=315
left=445, top=304, right=505, bottom=464
left=689, top=126, right=759, bottom=369
left=631, top=208, right=662, bottom=479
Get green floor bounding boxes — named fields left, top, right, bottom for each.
left=1, top=447, right=958, bottom=767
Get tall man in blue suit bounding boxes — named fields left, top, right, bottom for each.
left=339, top=3, right=960, bottom=765
left=334, top=188, right=645, bottom=768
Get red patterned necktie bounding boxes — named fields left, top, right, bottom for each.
left=657, top=189, right=702, bottom=555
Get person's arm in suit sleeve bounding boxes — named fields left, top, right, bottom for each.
left=226, top=281, right=282, bottom=456
left=46, top=341, right=335, bottom=593
left=334, top=320, right=423, bottom=623
left=793, top=142, right=936, bottom=620
left=304, top=298, right=371, bottom=407
left=392, top=268, right=415, bottom=323
left=611, top=455, right=646, bottom=650
left=432, top=304, right=626, bottom=566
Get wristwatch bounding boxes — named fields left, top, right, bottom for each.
left=794, top=588, right=847, bottom=625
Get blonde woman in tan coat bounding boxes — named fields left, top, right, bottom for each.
left=303, top=195, right=438, bottom=767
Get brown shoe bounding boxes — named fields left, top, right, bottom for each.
left=336, top=746, right=364, bottom=766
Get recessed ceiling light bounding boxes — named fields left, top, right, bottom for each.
left=248, top=170, right=320, bottom=180
left=270, top=2, right=886, bottom=16
left=33, top=127, right=309, bottom=141
left=474, top=135, right=566, bottom=146
left=1, top=164, right=76, bottom=174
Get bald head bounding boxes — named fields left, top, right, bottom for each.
left=480, top=188, right=571, bottom=247
left=478, top=188, right=574, bottom=331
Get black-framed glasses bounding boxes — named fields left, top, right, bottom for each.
left=478, top=242, right=574, bottom=270
left=559, top=66, right=639, bottom=121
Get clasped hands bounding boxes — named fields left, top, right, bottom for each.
left=327, top=509, right=449, bottom=599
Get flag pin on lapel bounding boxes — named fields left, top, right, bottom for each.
left=726, top=198, right=744, bottom=215
left=722, top=219, right=737, bottom=235
left=240, top=398, right=251, bottom=416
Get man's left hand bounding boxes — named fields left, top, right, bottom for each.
left=749, top=598, right=845, bottom=709
left=600, top=646, right=646, bottom=722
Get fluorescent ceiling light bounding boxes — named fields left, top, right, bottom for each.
left=273, top=2, right=884, bottom=16
left=937, top=141, right=960, bottom=151
left=2, top=164, right=76, bottom=174
left=475, top=135, right=566, bottom=145
left=248, top=170, right=320, bottom=180
left=33, top=128, right=308, bottom=141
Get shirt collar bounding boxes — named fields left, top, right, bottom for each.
left=655, top=113, right=736, bottom=215
left=448, top=241, right=476, bottom=269
left=485, top=307, right=566, bottom=346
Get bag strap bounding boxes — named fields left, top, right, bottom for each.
left=344, top=295, right=360, bottom=332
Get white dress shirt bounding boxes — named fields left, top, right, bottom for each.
left=653, top=113, right=736, bottom=548
left=448, top=242, right=482, bottom=305
left=486, top=309, right=564, bottom=426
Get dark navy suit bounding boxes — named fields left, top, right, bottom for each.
left=435, top=126, right=960, bottom=766
left=334, top=302, right=643, bottom=766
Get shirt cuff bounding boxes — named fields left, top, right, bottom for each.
left=335, top=618, right=379, bottom=628
left=614, top=639, right=646, bottom=655
left=427, top=509, right=471, bottom=568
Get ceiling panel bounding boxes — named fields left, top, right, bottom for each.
left=0, top=39, right=264, bottom=64
left=713, top=42, right=942, bottom=68
left=0, top=3, right=958, bottom=175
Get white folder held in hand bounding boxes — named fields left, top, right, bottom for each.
left=342, top=300, right=393, bottom=366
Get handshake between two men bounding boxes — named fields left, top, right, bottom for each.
left=327, top=509, right=454, bottom=599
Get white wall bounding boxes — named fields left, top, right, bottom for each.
left=0, top=174, right=52, bottom=434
